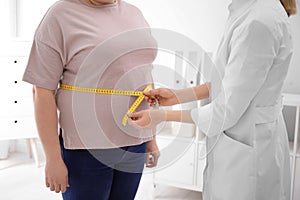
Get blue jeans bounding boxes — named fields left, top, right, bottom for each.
left=59, top=134, right=146, bottom=200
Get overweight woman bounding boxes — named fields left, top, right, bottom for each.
left=23, top=0, right=160, bottom=199
left=129, top=0, right=297, bottom=199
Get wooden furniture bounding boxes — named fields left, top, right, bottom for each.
left=153, top=125, right=206, bottom=192
left=0, top=39, right=40, bottom=167
left=152, top=50, right=207, bottom=192
left=283, top=93, right=300, bottom=200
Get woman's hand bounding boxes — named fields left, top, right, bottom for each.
left=45, top=158, right=69, bottom=193
left=144, top=88, right=179, bottom=106
left=128, top=109, right=166, bottom=129
left=145, top=139, right=160, bottom=168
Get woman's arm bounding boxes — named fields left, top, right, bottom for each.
left=33, top=86, right=68, bottom=193
left=145, top=129, right=160, bottom=167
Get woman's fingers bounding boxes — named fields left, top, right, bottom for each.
left=45, top=177, right=50, bottom=188
left=45, top=174, right=69, bottom=193
left=45, top=159, right=69, bottom=193
left=49, top=181, right=55, bottom=191
left=60, top=182, right=68, bottom=193
left=146, top=153, right=153, bottom=167
left=59, top=176, right=69, bottom=193
left=146, top=153, right=155, bottom=167
left=48, top=181, right=68, bottom=193
left=146, top=152, right=160, bottom=168
left=55, top=183, right=61, bottom=193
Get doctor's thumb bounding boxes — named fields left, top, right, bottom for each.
left=127, top=111, right=142, bottom=119
left=144, top=89, right=159, bottom=97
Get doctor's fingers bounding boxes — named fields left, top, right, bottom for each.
left=144, top=89, right=161, bottom=98
left=127, top=110, right=150, bottom=121
left=144, top=96, right=157, bottom=106
left=128, top=118, right=148, bottom=130
left=128, top=117, right=155, bottom=130
left=128, top=111, right=143, bottom=119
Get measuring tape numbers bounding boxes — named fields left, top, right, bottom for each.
left=60, top=84, right=152, bottom=126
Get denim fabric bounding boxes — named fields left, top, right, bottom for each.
left=59, top=133, right=146, bottom=200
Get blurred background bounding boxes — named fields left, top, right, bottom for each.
left=0, top=0, right=299, bottom=200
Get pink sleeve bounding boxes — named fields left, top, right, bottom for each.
left=22, top=39, right=64, bottom=90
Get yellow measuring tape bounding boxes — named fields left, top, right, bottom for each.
left=60, top=84, right=152, bottom=126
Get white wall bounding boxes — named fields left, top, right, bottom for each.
left=0, top=0, right=16, bottom=39
left=16, top=0, right=57, bottom=38
left=283, top=9, right=300, bottom=94
left=0, top=0, right=57, bottom=39
left=126, top=0, right=231, bottom=53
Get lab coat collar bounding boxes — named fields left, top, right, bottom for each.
left=229, top=0, right=280, bottom=13
left=227, top=0, right=256, bottom=23
left=228, top=0, right=256, bottom=14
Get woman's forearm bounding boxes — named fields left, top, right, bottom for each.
left=175, top=83, right=209, bottom=104
left=33, top=86, right=62, bottom=162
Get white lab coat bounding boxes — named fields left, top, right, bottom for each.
left=191, top=0, right=293, bottom=199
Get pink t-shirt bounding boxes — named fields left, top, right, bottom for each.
left=22, top=0, right=157, bottom=149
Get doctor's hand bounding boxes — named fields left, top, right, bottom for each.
left=144, top=88, right=179, bottom=107
left=145, top=139, right=160, bottom=168
left=128, top=109, right=166, bottom=130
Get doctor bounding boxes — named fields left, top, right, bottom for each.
left=128, top=0, right=297, bottom=199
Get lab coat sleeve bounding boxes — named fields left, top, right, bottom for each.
left=191, top=20, right=279, bottom=136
